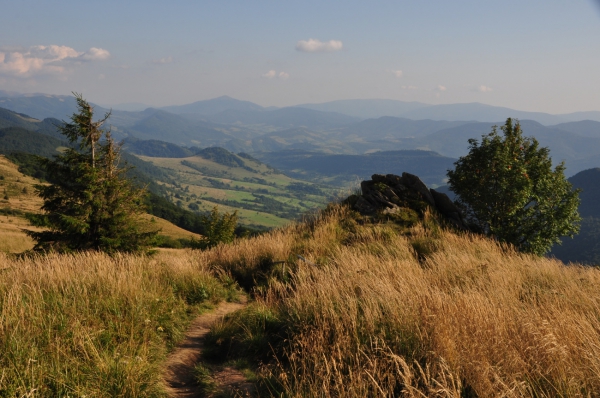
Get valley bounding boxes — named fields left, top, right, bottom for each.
left=135, top=150, right=336, bottom=229
left=1, top=93, right=600, bottom=263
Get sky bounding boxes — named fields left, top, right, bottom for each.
left=1, top=0, right=600, bottom=114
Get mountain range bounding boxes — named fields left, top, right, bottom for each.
left=1, top=93, right=599, bottom=179
left=3, top=93, right=600, bottom=125
left=2, top=100, right=600, bottom=264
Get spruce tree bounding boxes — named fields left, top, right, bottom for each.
left=28, top=94, right=156, bottom=253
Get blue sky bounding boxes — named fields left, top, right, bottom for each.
left=1, top=0, right=600, bottom=113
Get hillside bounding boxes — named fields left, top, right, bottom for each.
left=255, top=149, right=455, bottom=186
left=0, top=127, right=65, bottom=158
left=135, top=150, right=336, bottom=229
left=2, top=184, right=600, bottom=395
left=0, top=155, right=202, bottom=253
left=0, top=106, right=336, bottom=231
left=0, top=154, right=46, bottom=252
left=554, top=120, right=600, bottom=138
left=550, top=168, right=600, bottom=265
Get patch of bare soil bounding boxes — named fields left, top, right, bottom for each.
left=163, top=297, right=251, bottom=397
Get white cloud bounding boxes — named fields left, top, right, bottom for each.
left=478, top=85, right=493, bottom=92
left=391, top=70, right=403, bottom=78
left=81, top=47, right=111, bottom=61
left=262, top=70, right=277, bottom=78
left=262, top=70, right=289, bottom=79
left=295, top=39, right=343, bottom=53
left=0, top=45, right=110, bottom=77
left=151, top=56, right=173, bottom=65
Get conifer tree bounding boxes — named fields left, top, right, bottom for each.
left=28, top=94, right=156, bottom=253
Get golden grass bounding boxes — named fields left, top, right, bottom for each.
left=0, top=250, right=237, bottom=397
left=3, top=191, right=600, bottom=396
left=0, top=215, right=40, bottom=252
left=138, top=214, right=202, bottom=240
left=206, top=205, right=600, bottom=397
left=0, top=155, right=44, bottom=213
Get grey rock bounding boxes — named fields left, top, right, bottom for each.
left=400, top=172, right=435, bottom=206
left=348, top=172, right=473, bottom=232
left=354, top=196, right=377, bottom=214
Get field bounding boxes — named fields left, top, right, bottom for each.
left=137, top=153, right=337, bottom=229
left=2, top=204, right=600, bottom=396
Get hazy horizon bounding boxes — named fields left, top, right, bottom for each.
left=2, top=1, right=600, bottom=114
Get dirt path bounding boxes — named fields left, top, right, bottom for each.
left=163, top=297, right=250, bottom=397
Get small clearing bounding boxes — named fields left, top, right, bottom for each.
left=163, top=297, right=252, bottom=397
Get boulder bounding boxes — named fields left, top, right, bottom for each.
left=399, top=173, right=435, bottom=206
left=347, top=172, right=472, bottom=231
left=430, top=189, right=469, bottom=230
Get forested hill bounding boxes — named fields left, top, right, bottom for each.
left=551, top=168, right=600, bottom=265
left=254, top=149, right=455, bottom=186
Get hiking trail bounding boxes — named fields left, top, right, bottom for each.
left=163, top=296, right=253, bottom=397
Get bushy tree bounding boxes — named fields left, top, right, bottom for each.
left=194, top=206, right=238, bottom=249
left=28, top=94, right=156, bottom=253
left=447, top=118, right=580, bottom=255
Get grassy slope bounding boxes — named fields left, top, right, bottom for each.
left=2, top=201, right=600, bottom=396
left=0, top=250, right=238, bottom=397
left=0, top=155, right=45, bottom=252
left=0, top=155, right=201, bottom=253
left=137, top=154, right=336, bottom=229
left=201, top=205, right=600, bottom=397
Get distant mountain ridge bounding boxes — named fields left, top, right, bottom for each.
left=161, top=95, right=266, bottom=115
left=295, top=99, right=429, bottom=119
left=297, top=100, right=600, bottom=125
left=3, top=93, right=600, bottom=127
left=1, top=94, right=599, bottom=177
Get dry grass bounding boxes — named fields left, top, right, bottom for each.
left=0, top=155, right=44, bottom=213
left=3, top=187, right=600, bottom=396
left=206, top=205, right=600, bottom=397
left=0, top=250, right=238, bottom=397
left=0, top=156, right=45, bottom=252
left=0, top=215, right=40, bottom=252
left=139, top=213, right=202, bottom=241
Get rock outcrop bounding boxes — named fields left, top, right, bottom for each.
left=346, top=172, right=470, bottom=230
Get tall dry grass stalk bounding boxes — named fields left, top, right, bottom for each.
left=208, top=204, right=600, bottom=397
left=0, top=250, right=236, bottom=397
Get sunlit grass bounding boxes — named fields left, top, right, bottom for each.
left=205, top=204, right=600, bottom=397
left=0, top=250, right=238, bottom=397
